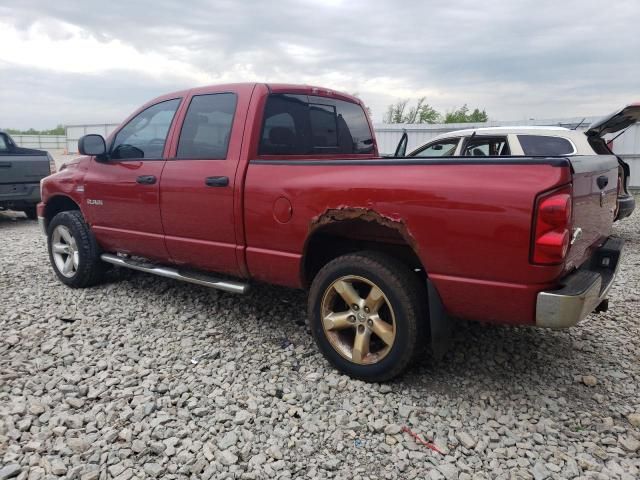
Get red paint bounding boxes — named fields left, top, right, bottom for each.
left=39, top=83, right=617, bottom=327
left=401, top=426, right=444, bottom=455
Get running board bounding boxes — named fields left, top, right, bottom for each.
left=100, top=253, right=249, bottom=294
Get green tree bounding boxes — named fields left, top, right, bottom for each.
left=384, top=97, right=441, bottom=124
left=444, top=104, right=488, bottom=123
left=3, top=124, right=66, bottom=135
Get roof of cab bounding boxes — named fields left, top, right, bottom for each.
left=144, top=83, right=362, bottom=109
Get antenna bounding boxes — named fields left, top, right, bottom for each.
left=572, top=118, right=586, bottom=130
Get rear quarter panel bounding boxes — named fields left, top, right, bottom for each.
left=243, top=158, right=572, bottom=325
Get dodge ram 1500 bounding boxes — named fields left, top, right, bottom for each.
left=38, top=83, right=624, bottom=381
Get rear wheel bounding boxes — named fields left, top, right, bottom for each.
left=24, top=206, right=37, bottom=220
left=308, top=251, right=426, bottom=382
left=47, top=210, right=107, bottom=287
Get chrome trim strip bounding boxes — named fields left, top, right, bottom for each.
left=100, top=253, right=249, bottom=294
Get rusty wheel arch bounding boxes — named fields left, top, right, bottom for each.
left=301, top=207, right=426, bottom=288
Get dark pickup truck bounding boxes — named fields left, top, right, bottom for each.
left=0, top=131, right=54, bottom=219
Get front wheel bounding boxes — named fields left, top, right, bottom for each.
left=47, top=210, right=107, bottom=288
left=308, top=251, right=426, bottom=382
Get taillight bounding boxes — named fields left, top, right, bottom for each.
left=531, top=186, right=572, bottom=265
left=47, top=153, right=56, bottom=174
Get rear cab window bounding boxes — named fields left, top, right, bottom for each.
left=517, top=135, right=575, bottom=156
left=259, top=94, right=374, bottom=155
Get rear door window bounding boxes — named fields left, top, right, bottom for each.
left=413, top=138, right=459, bottom=157
left=0, top=134, right=8, bottom=152
left=177, top=93, right=237, bottom=159
left=517, top=135, right=575, bottom=156
left=259, top=94, right=374, bottom=155
left=462, top=137, right=510, bottom=156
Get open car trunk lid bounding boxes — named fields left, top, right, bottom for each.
left=564, top=155, right=619, bottom=272
left=586, top=103, right=640, bottom=138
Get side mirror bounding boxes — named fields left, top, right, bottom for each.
left=78, top=134, right=106, bottom=156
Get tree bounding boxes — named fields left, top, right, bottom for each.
left=384, top=97, right=441, bottom=124
left=3, top=124, right=66, bottom=135
left=444, top=104, right=488, bottom=123
left=383, top=99, right=489, bottom=124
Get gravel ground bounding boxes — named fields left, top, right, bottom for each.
left=1, top=208, right=639, bottom=480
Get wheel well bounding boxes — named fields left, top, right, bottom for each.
left=44, top=196, right=80, bottom=231
left=302, top=218, right=425, bottom=287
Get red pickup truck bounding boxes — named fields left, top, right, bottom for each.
left=39, top=83, right=624, bottom=381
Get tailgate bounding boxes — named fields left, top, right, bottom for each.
left=0, top=151, right=50, bottom=185
left=565, top=155, right=619, bottom=271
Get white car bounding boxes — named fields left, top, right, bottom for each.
left=399, top=104, right=639, bottom=221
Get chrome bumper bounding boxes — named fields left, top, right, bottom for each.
left=536, top=237, right=624, bottom=328
left=38, top=216, right=46, bottom=235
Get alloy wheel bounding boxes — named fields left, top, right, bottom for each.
left=320, top=275, right=396, bottom=365
left=51, top=225, right=79, bottom=278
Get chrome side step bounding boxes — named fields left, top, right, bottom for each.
left=100, top=253, right=249, bottom=294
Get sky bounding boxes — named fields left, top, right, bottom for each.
left=0, top=0, right=638, bottom=129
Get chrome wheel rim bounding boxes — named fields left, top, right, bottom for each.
left=51, top=225, right=79, bottom=278
left=320, top=275, right=396, bottom=365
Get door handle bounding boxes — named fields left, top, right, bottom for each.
left=596, top=175, right=608, bottom=190
left=136, top=175, right=157, bottom=185
left=0, top=162, right=11, bottom=168
left=205, top=176, right=229, bottom=187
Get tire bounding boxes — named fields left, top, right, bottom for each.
left=24, top=206, right=37, bottom=220
left=308, top=251, right=426, bottom=382
left=47, top=210, right=107, bottom=288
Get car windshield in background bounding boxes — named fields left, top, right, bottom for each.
left=518, top=135, right=575, bottom=156
left=412, top=138, right=459, bottom=157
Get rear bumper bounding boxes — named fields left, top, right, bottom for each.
left=536, top=236, right=624, bottom=328
left=615, top=193, right=635, bottom=221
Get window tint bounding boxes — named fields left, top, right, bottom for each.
left=111, top=98, right=181, bottom=160
left=259, top=94, right=374, bottom=155
left=518, top=135, right=574, bottom=156
left=309, top=103, right=338, bottom=149
left=414, top=139, right=459, bottom=157
left=0, top=134, right=8, bottom=151
left=462, top=137, right=510, bottom=156
left=177, top=93, right=236, bottom=159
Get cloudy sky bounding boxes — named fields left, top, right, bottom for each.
left=0, top=0, right=638, bottom=129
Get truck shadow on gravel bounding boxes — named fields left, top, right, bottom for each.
left=403, top=318, right=618, bottom=409
left=117, top=267, right=611, bottom=410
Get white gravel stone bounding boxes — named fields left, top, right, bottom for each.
left=0, top=464, right=22, bottom=480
